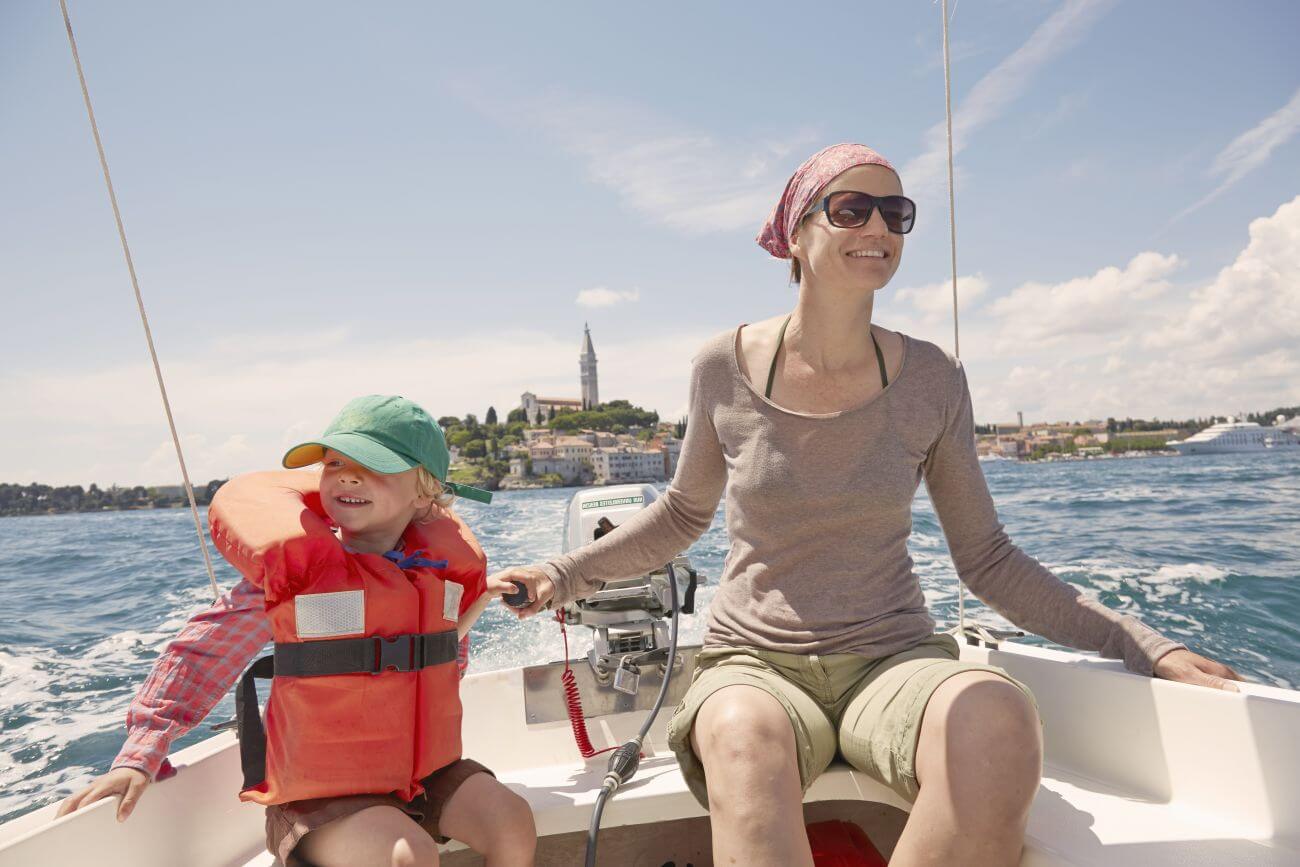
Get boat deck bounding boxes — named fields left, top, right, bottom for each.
left=3, top=642, right=1297, bottom=866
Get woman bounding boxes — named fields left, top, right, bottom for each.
left=489, top=143, right=1239, bottom=867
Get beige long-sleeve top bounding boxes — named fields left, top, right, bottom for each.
left=538, top=325, right=1182, bottom=675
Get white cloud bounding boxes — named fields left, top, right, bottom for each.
left=1146, top=194, right=1300, bottom=360
left=141, top=433, right=257, bottom=486
left=893, top=273, right=990, bottom=321
left=901, top=0, right=1116, bottom=201
left=451, top=81, right=815, bottom=234
left=991, top=251, right=1180, bottom=351
left=1173, top=86, right=1300, bottom=222
left=0, top=327, right=712, bottom=486
left=968, top=197, right=1300, bottom=423
left=576, top=286, right=640, bottom=308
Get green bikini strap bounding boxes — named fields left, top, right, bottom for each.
left=764, top=315, right=792, bottom=399
left=872, top=332, right=889, bottom=390
left=764, top=314, right=889, bottom=399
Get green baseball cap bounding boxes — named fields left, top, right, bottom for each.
left=283, top=395, right=493, bottom=504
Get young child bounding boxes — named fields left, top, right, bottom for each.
left=58, top=395, right=536, bottom=867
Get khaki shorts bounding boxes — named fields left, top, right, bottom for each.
left=265, top=758, right=493, bottom=866
left=664, top=634, right=1036, bottom=807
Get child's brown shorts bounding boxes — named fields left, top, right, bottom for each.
left=264, top=757, right=493, bottom=866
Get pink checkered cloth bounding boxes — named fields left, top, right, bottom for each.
left=112, top=580, right=475, bottom=781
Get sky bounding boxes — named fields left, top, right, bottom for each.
left=2, top=0, right=1298, bottom=486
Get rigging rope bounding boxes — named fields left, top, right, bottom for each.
left=59, top=0, right=222, bottom=602
left=941, top=0, right=967, bottom=634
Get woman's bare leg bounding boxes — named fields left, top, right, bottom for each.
left=294, top=804, right=440, bottom=867
left=690, top=685, right=814, bottom=867
left=438, top=771, right=537, bottom=866
left=890, top=672, right=1042, bottom=867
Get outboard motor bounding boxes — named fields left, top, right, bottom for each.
left=558, top=485, right=699, bottom=694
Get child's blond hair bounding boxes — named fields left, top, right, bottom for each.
left=414, top=465, right=456, bottom=522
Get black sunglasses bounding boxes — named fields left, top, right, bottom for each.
left=804, top=190, right=916, bottom=235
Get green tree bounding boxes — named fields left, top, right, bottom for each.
left=485, top=406, right=498, bottom=425
left=507, top=407, right=528, bottom=424
left=464, top=439, right=487, bottom=459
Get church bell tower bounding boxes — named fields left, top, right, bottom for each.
left=580, top=323, right=599, bottom=410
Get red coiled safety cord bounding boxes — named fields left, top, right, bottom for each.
left=557, top=609, right=617, bottom=758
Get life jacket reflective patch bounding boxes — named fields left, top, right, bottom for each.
left=294, top=590, right=365, bottom=639
left=443, top=582, right=463, bottom=623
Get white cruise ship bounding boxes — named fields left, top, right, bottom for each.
left=1167, top=417, right=1300, bottom=455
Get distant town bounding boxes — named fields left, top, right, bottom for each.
left=973, top=406, right=1300, bottom=462
left=444, top=324, right=685, bottom=492
left=1, top=325, right=1296, bottom=516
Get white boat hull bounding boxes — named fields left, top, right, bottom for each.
left=1170, top=441, right=1300, bottom=455
left=3, top=640, right=1297, bottom=866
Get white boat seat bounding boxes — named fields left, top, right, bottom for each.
left=428, top=756, right=1299, bottom=866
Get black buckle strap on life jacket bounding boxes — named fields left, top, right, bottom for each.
left=273, top=630, right=459, bottom=677
left=235, top=654, right=274, bottom=791
left=233, top=631, right=458, bottom=792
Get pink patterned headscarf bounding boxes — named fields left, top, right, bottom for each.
left=756, top=143, right=896, bottom=259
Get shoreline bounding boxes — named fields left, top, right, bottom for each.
left=5, top=449, right=1287, bottom=517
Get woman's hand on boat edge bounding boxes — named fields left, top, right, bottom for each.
left=485, top=566, right=556, bottom=618
left=55, top=767, right=150, bottom=822
left=1153, top=648, right=1243, bottom=692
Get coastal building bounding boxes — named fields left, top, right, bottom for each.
left=530, top=456, right=590, bottom=485
left=1027, top=432, right=1073, bottom=450
left=590, top=446, right=666, bottom=484
left=519, top=393, right=583, bottom=426
left=519, top=323, right=602, bottom=423
left=512, top=427, right=671, bottom=485
left=646, top=434, right=683, bottom=477
left=976, top=436, right=1024, bottom=459
left=553, top=435, right=595, bottom=460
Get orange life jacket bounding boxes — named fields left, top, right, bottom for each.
left=208, top=471, right=487, bottom=806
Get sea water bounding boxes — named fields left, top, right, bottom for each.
left=1, top=452, right=1297, bottom=823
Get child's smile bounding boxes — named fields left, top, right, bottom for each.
left=319, top=449, right=426, bottom=551
left=333, top=494, right=372, bottom=508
